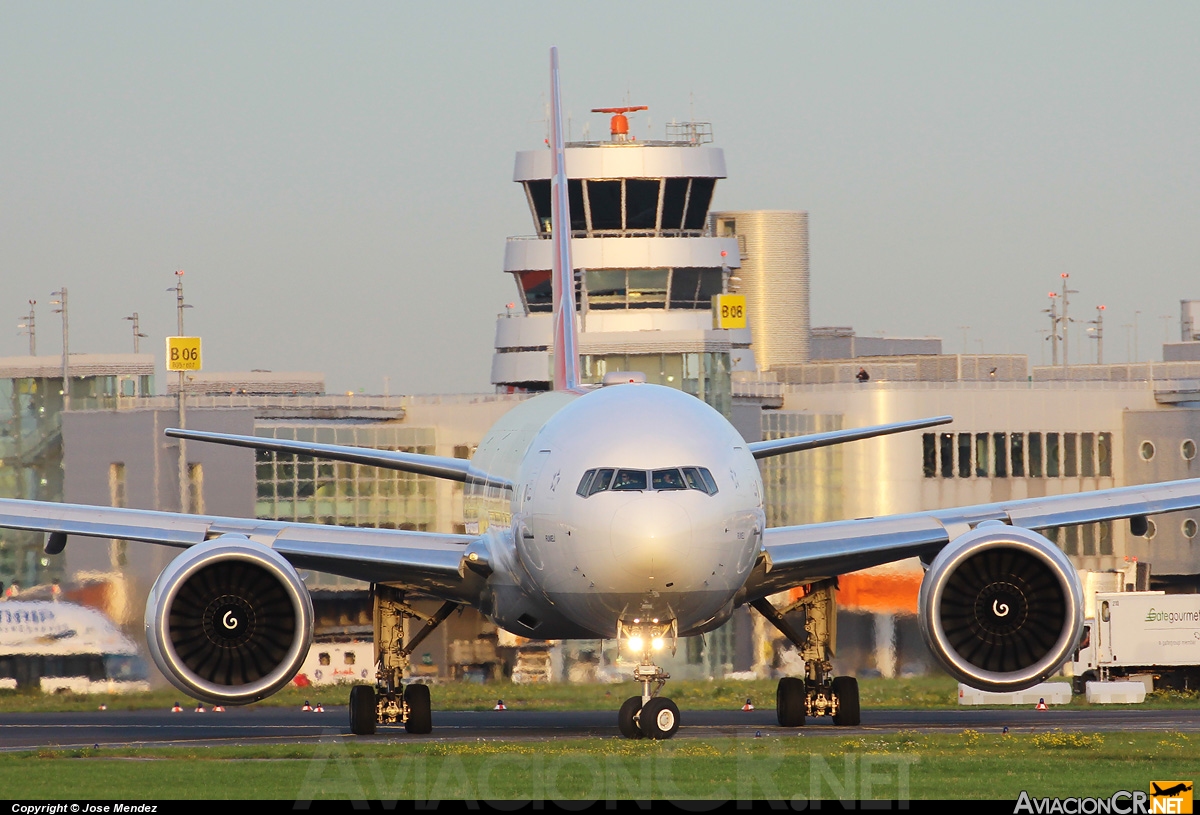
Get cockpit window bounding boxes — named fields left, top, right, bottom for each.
left=587, top=468, right=615, bottom=496
left=579, top=466, right=718, bottom=497
left=612, top=469, right=648, bottom=491
left=652, top=469, right=686, bottom=490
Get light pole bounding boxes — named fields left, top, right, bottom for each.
left=50, top=288, right=69, bottom=411
left=167, top=271, right=193, bottom=513
left=1088, top=305, right=1105, bottom=364
left=17, top=300, right=35, bottom=356
left=124, top=312, right=147, bottom=353
left=1059, top=273, right=1078, bottom=369
left=1043, top=292, right=1059, bottom=366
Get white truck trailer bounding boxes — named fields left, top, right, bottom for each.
left=1072, top=591, right=1200, bottom=692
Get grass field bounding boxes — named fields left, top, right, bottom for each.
left=2, top=675, right=1196, bottom=714
left=1, top=730, right=1193, bottom=800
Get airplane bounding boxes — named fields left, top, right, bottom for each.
left=1152, top=783, right=1193, bottom=798
left=5, top=48, right=1200, bottom=740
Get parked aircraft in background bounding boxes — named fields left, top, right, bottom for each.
left=4, top=48, right=1200, bottom=739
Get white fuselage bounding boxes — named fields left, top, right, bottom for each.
left=466, top=383, right=764, bottom=639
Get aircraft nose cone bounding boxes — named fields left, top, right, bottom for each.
left=609, top=497, right=691, bottom=580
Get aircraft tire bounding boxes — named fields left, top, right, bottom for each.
left=831, top=676, right=860, bottom=726
left=349, top=685, right=377, bottom=735
left=404, top=683, right=433, bottom=734
left=618, top=696, right=645, bottom=739
left=776, top=677, right=806, bottom=727
left=639, top=697, right=680, bottom=740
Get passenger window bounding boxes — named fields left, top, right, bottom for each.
left=682, top=467, right=705, bottom=491
left=576, top=470, right=596, bottom=497
left=612, top=469, right=648, bottom=491
left=587, top=469, right=615, bottom=496
left=698, top=468, right=719, bottom=495
left=318, top=652, right=331, bottom=666
left=652, top=469, right=686, bottom=490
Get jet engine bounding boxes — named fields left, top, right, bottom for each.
left=145, top=535, right=314, bottom=704
left=918, top=522, right=1083, bottom=692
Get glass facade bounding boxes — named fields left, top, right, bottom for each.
left=0, top=377, right=65, bottom=590
left=254, top=423, right=440, bottom=531
left=579, top=352, right=731, bottom=417
left=760, top=412, right=844, bottom=529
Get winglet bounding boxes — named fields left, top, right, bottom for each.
left=549, top=46, right=581, bottom=391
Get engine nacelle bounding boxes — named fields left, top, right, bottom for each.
left=145, top=535, right=314, bottom=704
left=918, top=522, right=1083, bottom=692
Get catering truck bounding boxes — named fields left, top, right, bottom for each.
left=1072, top=592, right=1200, bottom=692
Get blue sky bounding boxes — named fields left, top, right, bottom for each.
left=2, top=3, right=1197, bottom=392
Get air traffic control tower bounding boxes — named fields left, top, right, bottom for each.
left=491, top=109, right=752, bottom=416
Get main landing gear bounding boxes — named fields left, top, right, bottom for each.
left=751, top=580, right=861, bottom=728
left=615, top=618, right=681, bottom=739
left=348, top=585, right=456, bottom=736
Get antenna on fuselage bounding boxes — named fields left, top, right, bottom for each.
left=549, top=46, right=581, bottom=391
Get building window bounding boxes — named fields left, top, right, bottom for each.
left=975, top=433, right=990, bottom=478
left=1081, top=433, right=1096, bottom=477
left=1145, top=519, right=1157, bottom=540
left=940, top=434, right=954, bottom=478
left=1046, top=433, right=1060, bottom=478
left=957, top=433, right=972, bottom=478
left=1063, top=433, right=1078, bottom=478
left=922, top=434, right=936, bottom=478
left=1182, top=439, right=1196, bottom=461
left=1184, top=519, right=1197, bottom=540
left=1064, top=525, right=1079, bottom=555
left=993, top=433, right=1007, bottom=478
left=1082, top=524, right=1096, bottom=556
left=1028, top=433, right=1043, bottom=478
left=1098, top=433, right=1113, bottom=477
left=1140, top=441, right=1156, bottom=461
left=1099, top=521, right=1113, bottom=556
left=1010, top=433, right=1025, bottom=478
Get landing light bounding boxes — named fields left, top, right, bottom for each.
left=651, top=637, right=664, bottom=651
left=628, top=636, right=644, bottom=652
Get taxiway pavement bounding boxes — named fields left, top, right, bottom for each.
left=1, top=707, right=1197, bottom=752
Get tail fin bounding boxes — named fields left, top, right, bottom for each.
left=549, top=47, right=581, bottom=391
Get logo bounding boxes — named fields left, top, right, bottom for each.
left=994, top=600, right=1010, bottom=617
left=222, top=610, right=239, bottom=630
left=1151, top=782, right=1193, bottom=814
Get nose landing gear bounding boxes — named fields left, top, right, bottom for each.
left=615, top=618, right=680, bottom=739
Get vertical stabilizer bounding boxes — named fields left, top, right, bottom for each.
left=549, top=47, right=581, bottom=391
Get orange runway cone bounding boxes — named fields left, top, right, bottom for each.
left=195, top=704, right=206, bottom=713
left=98, top=704, right=107, bottom=711
left=494, top=700, right=507, bottom=710
left=302, top=700, right=313, bottom=711
left=171, top=702, right=183, bottom=713
left=315, top=704, right=324, bottom=713
left=1035, top=698, right=1048, bottom=711
left=742, top=698, right=755, bottom=711
left=213, top=706, right=226, bottom=712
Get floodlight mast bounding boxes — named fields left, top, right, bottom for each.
left=17, top=300, right=36, bottom=356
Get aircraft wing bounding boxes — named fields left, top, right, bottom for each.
left=740, top=477, right=1200, bottom=601
left=165, top=428, right=511, bottom=488
left=747, top=416, right=952, bottom=459
left=0, top=497, right=486, bottom=602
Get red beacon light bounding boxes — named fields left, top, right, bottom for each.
left=592, top=106, right=648, bottom=142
